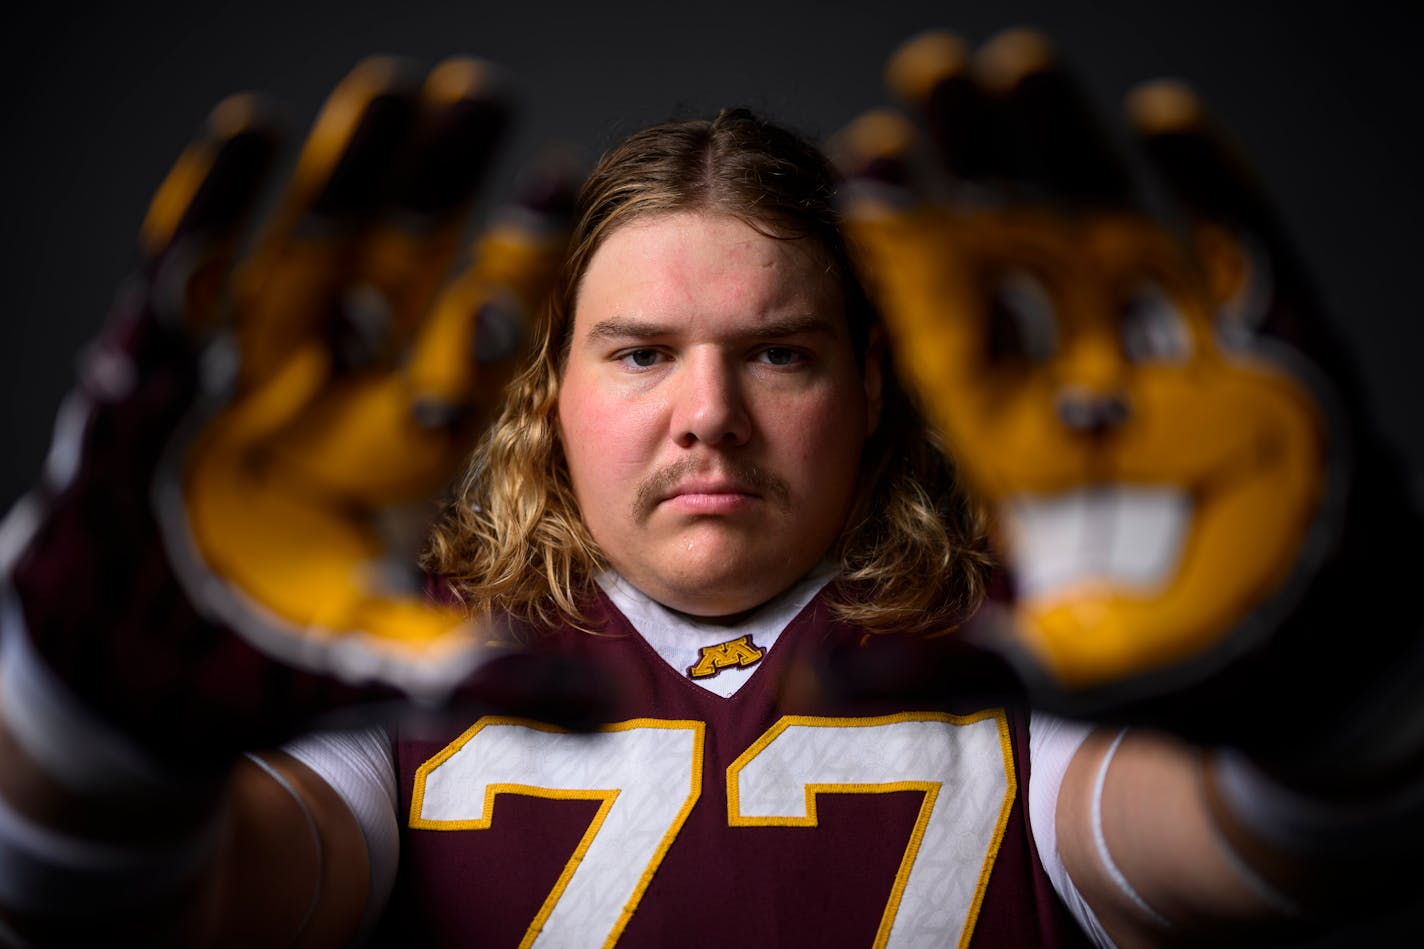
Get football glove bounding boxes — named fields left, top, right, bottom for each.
left=834, top=28, right=1424, bottom=788
left=2, top=57, right=598, bottom=765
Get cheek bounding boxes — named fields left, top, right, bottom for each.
left=558, top=380, right=661, bottom=500
left=773, top=387, right=869, bottom=493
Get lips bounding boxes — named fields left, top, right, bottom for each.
left=634, top=459, right=792, bottom=520
left=662, top=478, right=760, bottom=502
left=1001, top=486, right=1192, bottom=601
left=658, top=477, right=763, bottom=516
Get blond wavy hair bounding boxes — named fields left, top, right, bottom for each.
left=424, top=109, right=991, bottom=633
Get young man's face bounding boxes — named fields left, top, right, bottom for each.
left=558, top=212, right=882, bottom=618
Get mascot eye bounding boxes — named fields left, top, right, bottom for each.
left=1120, top=282, right=1192, bottom=363
left=986, top=270, right=1058, bottom=364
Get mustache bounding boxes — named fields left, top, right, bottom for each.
left=633, top=458, right=791, bottom=519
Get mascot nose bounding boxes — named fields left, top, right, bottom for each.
left=1055, top=386, right=1131, bottom=436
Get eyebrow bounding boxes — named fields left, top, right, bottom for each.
left=584, top=313, right=840, bottom=342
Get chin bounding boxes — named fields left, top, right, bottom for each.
left=649, top=576, right=779, bottom=618
left=627, top=552, right=806, bottom=619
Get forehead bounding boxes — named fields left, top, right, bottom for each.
left=571, top=212, right=846, bottom=338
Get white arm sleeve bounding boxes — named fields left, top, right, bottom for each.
left=283, top=728, right=400, bottom=944
left=1028, top=711, right=1117, bottom=949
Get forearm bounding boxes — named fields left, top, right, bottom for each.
left=1057, top=729, right=1303, bottom=947
left=198, top=753, right=373, bottom=948
left=0, top=626, right=369, bottom=947
left=0, top=690, right=222, bottom=942
left=1058, top=725, right=1424, bottom=948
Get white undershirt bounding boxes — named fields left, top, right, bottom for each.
left=1029, top=713, right=1117, bottom=948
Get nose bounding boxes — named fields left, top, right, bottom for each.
left=1053, top=328, right=1131, bottom=437
left=1055, top=385, right=1131, bottom=436
left=672, top=352, right=752, bottom=448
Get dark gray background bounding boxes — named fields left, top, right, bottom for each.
left=1, top=1, right=1420, bottom=940
left=3, top=0, right=1422, bottom=509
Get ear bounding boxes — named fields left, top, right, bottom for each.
left=863, top=323, right=886, bottom=436
left=1192, top=220, right=1271, bottom=332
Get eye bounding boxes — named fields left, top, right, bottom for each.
left=757, top=347, right=804, bottom=367
left=618, top=348, right=664, bottom=369
left=1120, top=282, right=1192, bottom=363
left=471, top=295, right=527, bottom=365
left=335, top=283, right=396, bottom=371
left=986, top=270, right=1058, bottom=364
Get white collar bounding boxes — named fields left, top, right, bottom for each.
left=595, top=565, right=836, bottom=698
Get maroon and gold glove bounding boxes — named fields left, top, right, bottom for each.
left=2, top=57, right=597, bottom=766
left=834, top=29, right=1424, bottom=780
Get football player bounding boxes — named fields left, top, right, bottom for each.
left=2, top=31, right=1421, bottom=948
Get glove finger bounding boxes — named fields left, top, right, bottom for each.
left=335, top=57, right=513, bottom=374
left=884, top=30, right=1005, bottom=190
left=24, top=96, right=280, bottom=507
left=138, top=94, right=281, bottom=336
left=234, top=57, right=422, bottom=387
left=833, top=112, right=988, bottom=467
left=1126, top=80, right=1353, bottom=384
left=405, top=152, right=577, bottom=430
left=245, top=155, right=576, bottom=510
left=392, top=58, right=511, bottom=222
left=831, top=108, right=928, bottom=203
left=971, top=28, right=1137, bottom=207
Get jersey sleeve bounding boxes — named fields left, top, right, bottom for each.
left=1028, top=711, right=1117, bottom=949
left=284, top=727, right=400, bottom=942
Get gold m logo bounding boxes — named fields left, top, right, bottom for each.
left=687, top=635, right=765, bottom=680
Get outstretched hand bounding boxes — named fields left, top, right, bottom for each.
left=161, top=57, right=567, bottom=694
left=4, top=57, right=594, bottom=762
left=834, top=29, right=1422, bottom=774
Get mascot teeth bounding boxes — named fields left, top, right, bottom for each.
left=1004, top=488, right=1191, bottom=600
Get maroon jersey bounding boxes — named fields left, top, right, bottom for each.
left=378, top=589, right=1090, bottom=948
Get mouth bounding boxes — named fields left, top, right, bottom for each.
left=1001, top=486, right=1192, bottom=601
left=661, top=479, right=761, bottom=514
left=664, top=478, right=759, bottom=500
left=636, top=460, right=791, bottom=520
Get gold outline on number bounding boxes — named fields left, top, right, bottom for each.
left=409, top=716, right=706, bottom=948
left=725, top=710, right=1017, bottom=949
